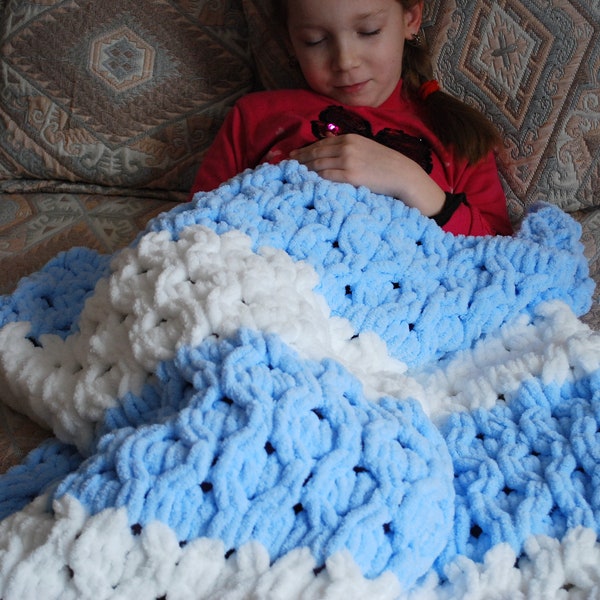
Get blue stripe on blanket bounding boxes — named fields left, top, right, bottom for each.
left=0, top=248, right=111, bottom=340
left=438, top=370, right=600, bottom=569
left=150, top=163, right=594, bottom=367
left=3, top=362, right=599, bottom=587
left=1, top=162, right=593, bottom=369
left=51, top=328, right=455, bottom=589
left=0, top=440, right=82, bottom=519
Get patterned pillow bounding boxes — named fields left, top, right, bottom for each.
left=243, top=0, right=599, bottom=216
left=427, top=0, right=599, bottom=217
left=0, top=0, right=253, bottom=192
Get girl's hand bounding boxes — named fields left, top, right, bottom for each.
left=289, top=134, right=445, bottom=217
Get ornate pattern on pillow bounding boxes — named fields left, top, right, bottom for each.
left=427, top=0, right=599, bottom=216
left=573, top=209, right=600, bottom=328
left=0, top=0, right=253, bottom=191
left=0, top=192, right=178, bottom=295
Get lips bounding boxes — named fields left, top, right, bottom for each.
left=336, top=81, right=368, bottom=94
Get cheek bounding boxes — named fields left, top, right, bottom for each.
left=297, top=56, right=328, bottom=84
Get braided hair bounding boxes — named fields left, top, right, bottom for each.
left=401, top=6, right=501, bottom=164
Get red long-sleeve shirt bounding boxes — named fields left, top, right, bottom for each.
left=191, top=83, right=512, bottom=237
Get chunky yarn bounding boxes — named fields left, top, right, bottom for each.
left=0, top=161, right=598, bottom=600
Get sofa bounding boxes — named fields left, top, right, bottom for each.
left=0, top=1, right=599, bottom=597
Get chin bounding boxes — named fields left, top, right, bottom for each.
left=334, top=94, right=378, bottom=108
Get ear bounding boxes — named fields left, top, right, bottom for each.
left=404, top=1, right=424, bottom=39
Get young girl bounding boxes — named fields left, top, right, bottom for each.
left=190, top=0, right=513, bottom=237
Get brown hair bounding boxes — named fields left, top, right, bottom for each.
left=271, top=0, right=501, bottom=164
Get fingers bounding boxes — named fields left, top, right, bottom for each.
left=289, top=134, right=387, bottom=189
left=290, top=137, right=363, bottom=183
left=289, top=136, right=344, bottom=165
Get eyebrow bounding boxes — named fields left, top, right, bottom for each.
left=355, top=9, right=386, bottom=21
left=291, top=8, right=387, bottom=30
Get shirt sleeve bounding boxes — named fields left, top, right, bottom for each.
left=188, top=102, right=248, bottom=197
left=440, top=151, right=513, bottom=237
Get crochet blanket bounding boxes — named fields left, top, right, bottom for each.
left=1, top=161, right=599, bottom=599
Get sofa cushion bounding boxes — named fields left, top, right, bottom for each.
left=427, top=0, right=599, bottom=218
left=0, top=0, right=253, bottom=192
left=572, top=207, right=600, bottom=329
left=0, top=191, right=177, bottom=295
left=243, top=0, right=599, bottom=218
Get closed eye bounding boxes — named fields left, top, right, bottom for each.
left=360, top=29, right=381, bottom=37
left=304, top=37, right=326, bottom=47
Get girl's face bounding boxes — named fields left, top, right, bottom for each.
left=286, top=0, right=422, bottom=107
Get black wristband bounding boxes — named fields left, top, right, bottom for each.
left=432, top=192, right=467, bottom=227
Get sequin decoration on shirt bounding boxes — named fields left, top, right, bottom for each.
left=311, top=106, right=433, bottom=174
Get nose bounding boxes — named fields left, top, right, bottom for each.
left=332, top=38, right=359, bottom=72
